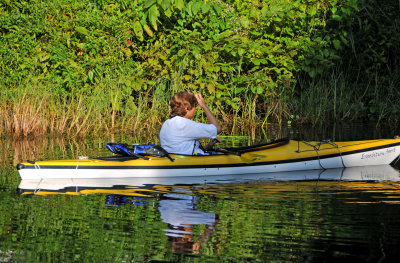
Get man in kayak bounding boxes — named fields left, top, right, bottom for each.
left=160, top=92, right=222, bottom=155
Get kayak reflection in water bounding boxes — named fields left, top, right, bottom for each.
left=159, top=92, right=222, bottom=155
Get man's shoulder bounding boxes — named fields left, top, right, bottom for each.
left=164, top=116, right=214, bottom=130
left=168, top=116, right=197, bottom=125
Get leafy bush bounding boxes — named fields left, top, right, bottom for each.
left=1, top=0, right=399, bottom=136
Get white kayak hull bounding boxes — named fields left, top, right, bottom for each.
left=18, top=165, right=400, bottom=194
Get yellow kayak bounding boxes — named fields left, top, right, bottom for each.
left=16, top=138, right=400, bottom=180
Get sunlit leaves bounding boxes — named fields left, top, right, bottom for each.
left=175, top=0, right=184, bottom=10
left=191, top=0, right=201, bottom=15
left=133, top=21, right=144, bottom=40
left=160, top=0, right=171, bottom=10
left=143, top=24, right=154, bottom=37
left=144, top=0, right=156, bottom=9
left=75, top=26, right=89, bottom=36
left=1, top=0, right=398, bottom=128
left=148, top=5, right=159, bottom=31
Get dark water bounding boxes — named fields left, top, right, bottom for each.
left=1, top=123, right=400, bottom=262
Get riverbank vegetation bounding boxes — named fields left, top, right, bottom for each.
left=1, top=0, right=399, bottom=137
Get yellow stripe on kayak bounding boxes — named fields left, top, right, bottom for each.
left=19, top=139, right=400, bottom=168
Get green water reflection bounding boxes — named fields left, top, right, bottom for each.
left=3, top=166, right=400, bottom=262
left=2, top=124, right=400, bottom=262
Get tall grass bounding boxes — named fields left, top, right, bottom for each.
left=0, top=71, right=182, bottom=138
left=294, top=67, right=400, bottom=127
left=0, top=81, right=293, bottom=140
left=2, top=67, right=399, bottom=139
left=1, top=74, right=244, bottom=138
left=295, top=70, right=358, bottom=125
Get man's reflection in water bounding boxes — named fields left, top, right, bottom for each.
left=159, top=192, right=216, bottom=254
left=105, top=188, right=217, bottom=254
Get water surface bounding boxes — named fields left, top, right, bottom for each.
left=2, top=123, right=400, bottom=262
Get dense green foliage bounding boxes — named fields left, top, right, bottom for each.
left=296, top=0, right=400, bottom=124
left=0, top=0, right=399, bottom=136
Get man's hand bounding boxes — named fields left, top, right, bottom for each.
left=194, top=93, right=222, bottom=134
left=194, top=93, right=207, bottom=108
left=203, top=137, right=221, bottom=151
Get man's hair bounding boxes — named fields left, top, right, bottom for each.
left=170, top=92, right=197, bottom=117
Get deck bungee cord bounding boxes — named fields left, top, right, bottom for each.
left=301, top=140, right=346, bottom=169
left=106, top=143, right=174, bottom=162
left=33, top=179, right=42, bottom=195
left=28, top=161, right=44, bottom=193
left=27, top=160, right=43, bottom=180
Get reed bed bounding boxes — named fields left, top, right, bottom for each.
left=294, top=68, right=400, bottom=127
left=3, top=70, right=398, bottom=139
left=1, top=75, right=272, bottom=138
left=0, top=77, right=171, bottom=138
